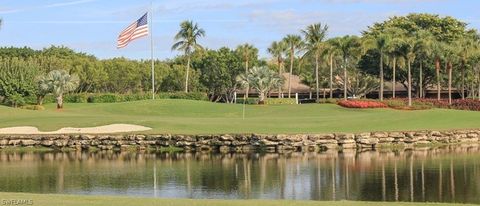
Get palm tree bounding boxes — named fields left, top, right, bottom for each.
left=236, top=44, right=258, bottom=99
left=444, top=44, right=460, bottom=105
left=458, top=34, right=477, bottom=99
left=301, top=23, right=329, bottom=101
left=39, top=70, right=79, bottom=109
left=415, top=30, right=434, bottom=98
left=366, top=34, right=390, bottom=101
left=282, top=35, right=303, bottom=98
left=330, top=35, right=361, bottom=100
left=399, top=36, right=417, bottom=107
left=324, top=40, right=339, bottom=98
left=432, top=41, right=446, bottom=100
left=237, top=66, right=284, bottom=104
left=267, top=41, right=287, bottom=98
left=172, top=20, right=205, bottom=93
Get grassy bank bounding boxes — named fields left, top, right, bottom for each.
left=2, top=99, right=480, bottom=134
left=0, top=192, right=475, bottom=206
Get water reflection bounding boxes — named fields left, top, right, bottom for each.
left=0, top=145, right=479, bottom=204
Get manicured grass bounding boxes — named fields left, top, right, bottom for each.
left=2, top=99, right=480, bottom=134
left=0, top=192, right=474, bottom=206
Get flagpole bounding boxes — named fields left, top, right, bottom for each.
left=150, top=2, right=155, bottom=100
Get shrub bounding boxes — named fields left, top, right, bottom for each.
left=63, top=93, right=88, bottom=103
left=87, top=93, right=124, bottom=103
left=337, top=99, right=387, bottom=108
left=264, top=98, right=296, bottom=105
left=20, top=105, right=45, bottom=110
left=159, top=92, right=208, bottom=101
left=236, top=98, right=258, bottom=105
left=318, top=98, right=338, bottom=104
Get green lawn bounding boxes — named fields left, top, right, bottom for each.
left=0, top=192, right=474, bottom=206
left=2, top=99, right=480, bottom=134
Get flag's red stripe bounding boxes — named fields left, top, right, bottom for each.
left=117, top=16, right=149, bottom=48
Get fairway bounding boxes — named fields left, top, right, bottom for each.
left=2, top=99, right=480, bottom=134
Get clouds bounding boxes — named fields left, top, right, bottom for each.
left=247, top=9, right=395, bottom=37
left=0, top=0, right=97, bottom=14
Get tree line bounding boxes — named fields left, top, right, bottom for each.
left=1, top=13, right=479, bottom=107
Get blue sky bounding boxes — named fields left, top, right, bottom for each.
left=1, top=0, right=479, bottom=60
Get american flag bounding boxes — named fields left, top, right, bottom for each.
left=117, top=13, right=149, bottom=49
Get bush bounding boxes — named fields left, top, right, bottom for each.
left=236, top=98, right=258, bottom=105
left=20, top=105, right=45, bottom=110
left=264, top=98, right=296, bottom=105
left=158, top=92, right=208, bottom=101
left=337, top=99, right=387, bottom=108
left=63, top=93, right=88, bottom=103
left=87, top=93, right=124, bottom=103
left=318, top=98, right=338, bottom=104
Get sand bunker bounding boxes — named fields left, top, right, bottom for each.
left=0, top=124, right=152, bottom=134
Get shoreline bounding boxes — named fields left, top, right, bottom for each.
left=1, top=129, right=479, bottom=153
left=0, top=192, right=474, bottom=206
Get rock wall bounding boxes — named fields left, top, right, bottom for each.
left=0, top=130, right=479, bottom=152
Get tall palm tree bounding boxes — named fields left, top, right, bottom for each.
left=324, top=41, right=338, bottom=98
left=414, top=30, right=434, bottom=98
left=330, top=35, right=361, bottom=100
left=432, top=41, right=446, bottom=101
left=399, top=36, right=417, bottom=107
left=236, top=44, right=258, bottom=98
left=282, top=35, right=303, bottom=98
left=301, top=23, right=329, bottom=101
left=367, top=34, right=390, bottom=101
left=172, top=20, right=205, bottom=93
left=39, top=70, right=79, bottom=109
left=444, top=44, right=460, bottom=105
left=458, top=34, right=477, bottom=99
left=267, top=41, right=287, bottom=98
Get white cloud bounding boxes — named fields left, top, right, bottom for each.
left=0, top=0, right=97, bottom=14
left=247, top=9, right=397, bottom=37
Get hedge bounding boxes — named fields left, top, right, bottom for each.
left=21, top=92, right=209, bottom=104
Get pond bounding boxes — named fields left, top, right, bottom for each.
left=0, top=145, right=479, bottom=204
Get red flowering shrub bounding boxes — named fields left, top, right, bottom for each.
left=337, top=100, right=387, bottom=108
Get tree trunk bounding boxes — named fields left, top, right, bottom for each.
left=245, top=59, right=250, bottom=99
left=288, top=48, right=294, bottom=98
left=56, top=95, right=63, bottom=109
left=393, top=57, right=396, bottom=98
left=329, top=54, right=333, bottom=99
left=461, top=61, right=465, bottom=99
left=258, top=91, right=265, bottom=104
left=185, top=56, right=190, bottom=93
left=448, top=62, right=452, bottom=105
left=408, top=59, right=412, bottom=107
left=278, top=59, right=282, bottom=98
left=343, top=57, right=348, bottom=100
left=420, top=61, right=423, bottom=98
left=436, top=58, right=441, bottom=100
left=315, top=54, right=319, bottom=101
left=379, top=52, right=384, bottom=101
left=37, top=95, right=44, bottom=106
